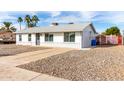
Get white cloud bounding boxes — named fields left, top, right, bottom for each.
left=80, top=12, right=124, bottom=25
left=42, top=11, right=99, bottom=24
left=107, top=12, right=124, bottom=25
left=53, top=15, right=82, bottom=23
left=42, top=15, right=81, bottom=24
left=50, top=11, right=61, bottom=17
left=11, top=11, right=38, bottom=16
left=78, top=11, right=124, bottom=25
left=42, top=11, right=95, bottom=24
left=40, top=11, right=61, bottom=18
left=79, top=11, right=98, bottom=21
left=0, top=12, right=17, bottom=22
left=0, top=15, right=16, bottom=20
left=21, top=11, right=38, bottom=15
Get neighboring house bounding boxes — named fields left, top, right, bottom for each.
left=16, top=22, right=97, bottom=49
left=0, top=31, right=16, bottom=44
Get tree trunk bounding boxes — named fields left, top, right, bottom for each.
left=20, top=23, right=21, bottom=30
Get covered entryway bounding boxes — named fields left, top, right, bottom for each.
left=36, top=33, right=40, bottom=45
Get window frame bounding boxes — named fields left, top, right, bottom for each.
left=64, top=32, right=75, bottom=42
left=45, top=33, right=53, bottom=42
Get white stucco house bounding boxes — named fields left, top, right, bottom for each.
left=16, top=22, right=97, bottom=49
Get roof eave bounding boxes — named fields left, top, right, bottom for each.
left=90, top=23, right=97, bottom=34
left=15, top=30, right=82, bottom=34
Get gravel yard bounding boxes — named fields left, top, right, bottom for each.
left=18, top=45, right=124, bottom=81
left=0, top=44, right=49, bottom=56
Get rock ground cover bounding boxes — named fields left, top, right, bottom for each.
left=18, top=45, right=124, bottom=81
left=0, top=44, right=49, bottom=56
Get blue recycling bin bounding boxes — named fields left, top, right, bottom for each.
left=91, top=39, right=96, bottom=47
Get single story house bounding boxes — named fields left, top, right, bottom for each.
left=16, top=22, right=97, bottom=49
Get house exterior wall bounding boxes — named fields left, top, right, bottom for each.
left=40, top=32, right=82, bottom=49
left=16, top=34, right=36, bottom=46
left=82, top=25, right=96, bottom=48
left=16, top=32, right=82, bottom=49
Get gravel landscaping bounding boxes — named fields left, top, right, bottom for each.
left=0, top=44, right=49, bottom=56
left=18, top=45, right=124, bottom=81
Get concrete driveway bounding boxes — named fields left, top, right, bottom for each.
left=0, top=47, right=72, bottom=81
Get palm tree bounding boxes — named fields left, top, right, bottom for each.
left=32, top=15, right=39, bottom=27
left=3, top=22, right=12, bottom=31
left=0, top=26, right=5, bottom=31
left=24, top=15, right=31, bottom=28
left=17, top=17, right=23, bottom=30
left=1, top=22, right=16, bottom=32
left=10, top=26, right=16, bottom=32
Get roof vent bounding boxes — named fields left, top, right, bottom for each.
left=68, top=22, right=74, bottom=24
left=51, top=22, right=59, bottom=26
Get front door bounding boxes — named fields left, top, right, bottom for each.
left=36, top=33, right=40, bottom=45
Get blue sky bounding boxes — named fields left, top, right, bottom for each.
left=0, top=11, right=124, bottom=33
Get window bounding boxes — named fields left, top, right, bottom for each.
left=45, top=33, right=53, bottom=42
left=64, top=32, right=75, bottom=42
left=28, top=34, right=31, bottom=41
left=19, top=34, right=22, bottom=41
